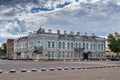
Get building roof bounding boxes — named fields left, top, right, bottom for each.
left=15, top=28, right=105, bottom=41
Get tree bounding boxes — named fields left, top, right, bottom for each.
left=1, top=43, right=7, bottom=55
left=107, top=32, right=120, bottom=53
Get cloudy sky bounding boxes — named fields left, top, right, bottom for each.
left=0, top=0, right=120, bottom=46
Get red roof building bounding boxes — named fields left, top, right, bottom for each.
left=7, top=39, right=14, bottom=57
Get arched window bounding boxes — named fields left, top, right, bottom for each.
left=38, top=41, right=40, bottom=46
left=86, top=43, right=89, bottom=50
left=90, top=43, right=92, bottom=50
left=83, top=43, right=85, bottom=49
left=93, top=44, right=95, bottom=50
left=76, top=43, right=78, bottom=48
left=67, top=42, right=70, bottom=49
left=63, top=42, right=65, bottom=49
left=71, top=42, right=73, bottom=49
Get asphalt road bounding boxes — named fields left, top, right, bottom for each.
left=0, top=67, right=120, bottom=80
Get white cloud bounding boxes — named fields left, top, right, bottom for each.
left=0, top=32, right=26, bottom=39
left=0, top=0, right=120, bottom=45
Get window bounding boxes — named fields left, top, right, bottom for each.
left=71, top=42, right=73, bottom=49
left=31, top=42, right=33, bottom=48
left=79, top=52, right=81, bottom=58
left=52, top=42, right=55, bottom=48
left=29, top=42, right=33, bottom=48
left=52, top=51, right=54, bottom=58
left=25, top=43, right=27, bottom=48
left=62, top=52, right=64, bottom=58
left=48, top=41, right=51, bottom=48
left=38, top=41, right=41, bottom=46
left=83, top=43, right=85, bottom=49
left=15, top=44, right=17, bottom=51
left=32, top=52, right=34, bottom=57
left=19, top=44, right=21, bottom=49
left=74, top=53, right=77, bottom=58
left=79, top=43, right=81, bottom=48
left=23, top=43, right=24, bottom=48
left=71, top=52, right=73, bottom=58
left=48, top=51, right=50, bottom=58
left=58, top=42, right=61, bottom=49
left=67, top=52, right=69, bottom=58
left=90, top=43, right=92, bottom=50
left=101, top=44, right=104, bottom=50
left=67, top=42, right=70, bottom=49
left=63, top=42, right=65, bottom=49
left=98, top=44, right=100, bottom=50
left=86, top=43, right=89, bottom=50
left=97, top=52, right=100, bottom=58
left=76, top=43, right=78, bottom=48
left=93, top=44, right=95, bottom=50
left=58, top=52, right=61, bottom=58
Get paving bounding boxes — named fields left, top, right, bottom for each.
left=0, top=67, right=120, bottom=80
left=0, top=60, right=120, bottom=80
left=0, top=60, right=120, bottom=73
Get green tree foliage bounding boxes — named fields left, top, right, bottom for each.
left=1, top=43, right=7, bottom=54
left=107, top=32, right=120, bottom=53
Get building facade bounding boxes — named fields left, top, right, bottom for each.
left=14, top=28, right=106, bottom=60
left=7, top=39, right=14, bottom=57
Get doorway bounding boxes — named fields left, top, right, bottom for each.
left=83, top=53, right=88, bottom=60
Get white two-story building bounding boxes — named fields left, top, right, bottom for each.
left=14, top=28, right=106, bottom=60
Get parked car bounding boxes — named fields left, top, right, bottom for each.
left=111, top=57, right=119, bottom=61
left=8, top=56, right=13, bottom=60
left=0, top=56, right=7, bottom=60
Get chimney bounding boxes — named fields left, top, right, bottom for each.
left=77, top=32, right=80, bottom=36
left=92, top=33, right=95, bottom=36
left=43, top=29, right=45, bottom=33
left=70, top=31, right=74, bottom=35
left=29, top=32, right=32, bottom=35
left=85, top=33, right=88, bottom=36
left=57, top=30, right=60, bottom=34
left=64, top=30, right=67, bottom=35
left=48, top=29, right=52, bottom=33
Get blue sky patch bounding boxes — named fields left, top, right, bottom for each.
left=57, top=2, right=71, bottom=8
left=30, top=7, right=54, bottom=13
left=75, top=0, right=80, bottom=2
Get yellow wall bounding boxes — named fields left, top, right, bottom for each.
left=106, top=51, right=117, bottom=57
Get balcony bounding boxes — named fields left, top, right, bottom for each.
left=34, top=46, right=43, bottom=53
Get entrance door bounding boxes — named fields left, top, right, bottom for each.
left=35, top=52, right=42, bottom=60
left=83, top=53, right=88, bottom=60
left=36, top=53, right=40, bottom=60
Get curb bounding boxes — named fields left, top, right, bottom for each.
left=21, top=69, right=27, bottom=72
left=0, top=70, right=2, bottom=73
left=10, top=69, right=16, bottom=73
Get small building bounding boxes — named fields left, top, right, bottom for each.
left=13, top=28, right=106, bottom=60
left=7, top=39, right=14, bottom=57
